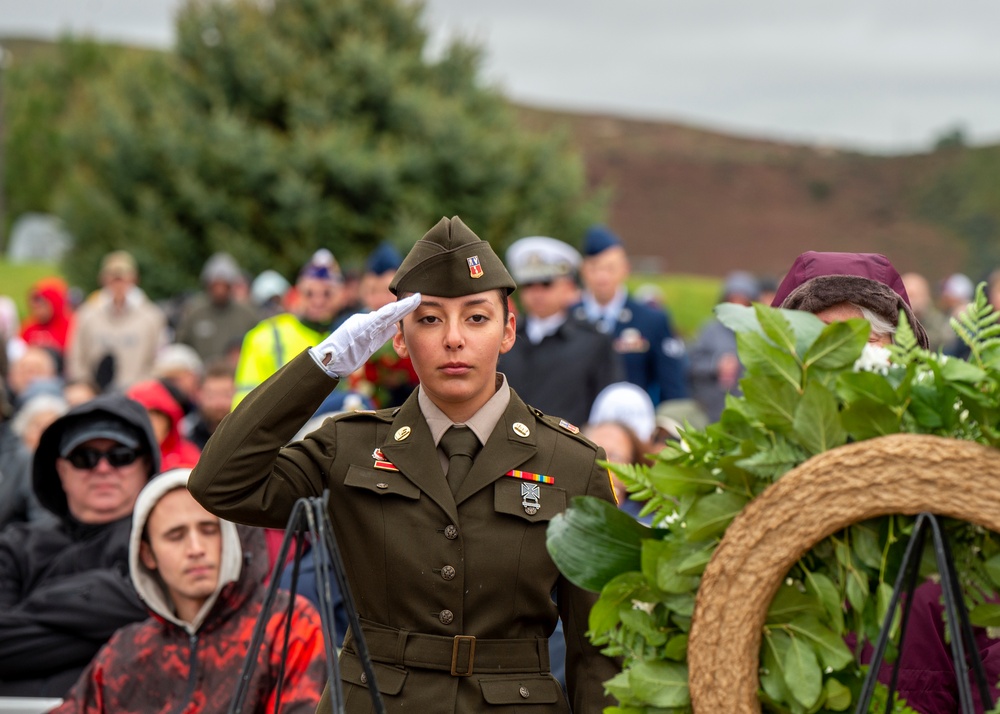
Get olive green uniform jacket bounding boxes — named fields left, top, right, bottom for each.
left=189, top=351, right=620, bottom=713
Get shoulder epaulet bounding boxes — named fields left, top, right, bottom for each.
left=330, top=407, right=396, bottom=423
left=530, top=407, right=597, bottom=449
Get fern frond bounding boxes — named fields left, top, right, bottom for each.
left=949, top=283, right=1000, bottom=367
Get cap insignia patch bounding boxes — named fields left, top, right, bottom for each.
left=467, top=256, right=484, bottom=279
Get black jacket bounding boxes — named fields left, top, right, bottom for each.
left=0, top=393, right=159, bottom=697
left=499, top=315, right=624, bottom=426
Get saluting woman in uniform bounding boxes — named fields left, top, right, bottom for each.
left=189, top=216, right=620, bottom=713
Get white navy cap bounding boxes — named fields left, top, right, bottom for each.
left=506, top=236, right=581, bottom=286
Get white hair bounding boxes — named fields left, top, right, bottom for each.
left=854, top=303, right=896, bottom=343
left=11, top=393, right=69, bottom=438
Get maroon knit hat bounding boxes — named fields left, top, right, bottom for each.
left=771, top=251, right=911, bottom=308
left=772, top=251, right=928, bottom=349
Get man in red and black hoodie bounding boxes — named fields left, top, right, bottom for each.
left=56, top=467, right=326, bottom=713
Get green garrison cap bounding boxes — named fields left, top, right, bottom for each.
left=390, top=216, right=516, bottom=298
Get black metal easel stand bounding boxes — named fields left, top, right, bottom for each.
left=855, top=512, right=993, bottom=714
left=229, top=493, right=387, bottom=714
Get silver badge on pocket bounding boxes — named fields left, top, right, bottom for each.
left=521, top=482, right=540, bottom=515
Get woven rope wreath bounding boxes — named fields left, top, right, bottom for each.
left=687, top=433, right=1000, bottom=713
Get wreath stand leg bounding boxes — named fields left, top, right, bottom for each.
left=229, top=493, right=387, bottom=714
left=855, top=512, right=993, bottom=714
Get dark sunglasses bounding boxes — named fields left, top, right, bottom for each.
left=66, top=446, right=143, bottom=470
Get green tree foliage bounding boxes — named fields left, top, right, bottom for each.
left=51, top=0, right=601, bottom=298
left=1, top=37, right=123, bottom=240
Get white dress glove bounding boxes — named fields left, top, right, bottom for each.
left=309, top=293, right=422, bottom=378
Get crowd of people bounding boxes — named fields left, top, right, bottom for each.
left=0, top=218, right=990, bottom=713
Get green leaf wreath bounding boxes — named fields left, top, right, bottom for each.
left=547, top=284, right=1000, bottom=713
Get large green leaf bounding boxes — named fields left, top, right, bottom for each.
left=793, top=381, right=847, bottom=455
left=642, top=539, right=699, bottom=594
left=589, top=572, right=650, bottom=634
left=628, top=660, right=691, bottom=708
left=646, top=460, right=719, bottom=497
left=851, top=523, right=883, bottom=570
left=767, top=582, right=825, bottom=624
left=969, top=603, right=1000, bottom=628
left=788, top=615, right=854, bottom=671
left=755, top=302, right=797, bottom=354
left=804, top=570, right=845, bottom=633
left=803, top=319, right=869, bottom=371
left=824, top=677, right=852, bottom=711
left=781, top=308, right=828, bottom=356
left=738, top=331, right=803, bottom=388
left=547, top=496, right=657, bottom=592
left=783, top=634, right=823, bottom=708
left=837, top=370, right=901, bottom=406
left=840, top=398, right=902, bottom=439
left=760, top=629, right=793, bottom=704
left=984, top=553, right=1000, bottom=589
left=740, top=374, right=800, bottom=429
left=940, top=355, right=987, bottom=383
left=683, top=491, right=748, bottom=541
left=716, top=302, right=763, bottom=336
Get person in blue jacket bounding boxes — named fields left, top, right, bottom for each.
left=573, top=225, right=689, bottom=405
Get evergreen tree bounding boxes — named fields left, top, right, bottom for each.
left=54, top=0, right=601, bottom=299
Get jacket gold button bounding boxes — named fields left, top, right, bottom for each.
left=439, top=609, right=454, bottom=625
left=376, top=482, right=389, bottom=489
left=441, top=565, right=456, bottom=580
left=444, top=525, right=458, bottom=540
left=519, top=686, right=529, bottom=698
left=360, top=673, right=368, bottom=684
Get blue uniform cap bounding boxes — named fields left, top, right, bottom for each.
left=366, top=242, right=403, bottom=276
left=582, top=225, right=623, bottom=257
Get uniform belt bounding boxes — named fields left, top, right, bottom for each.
left=345, top=621, right=550, bottom=676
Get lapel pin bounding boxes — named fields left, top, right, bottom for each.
left=512, top=422, right=530, bottom=437
left=372, top=448, right=399, bottom=471
left=394, top=426, right=411, bottom=441
left=558, top=419, right=579, bottom=434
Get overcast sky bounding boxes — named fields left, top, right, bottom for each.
left=2, top=0, right=999, bottom=153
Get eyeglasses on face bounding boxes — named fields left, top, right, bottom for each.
left=66, top=445, right=143, bottom=470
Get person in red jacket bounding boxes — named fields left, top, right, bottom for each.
left=55, top=468, right=327, bottom=714
left=20, top=276, right=74, bottom=357
left=126, top=379, right=202, bottom=470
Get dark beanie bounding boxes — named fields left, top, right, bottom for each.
left=390, top=216, right=516, bottom=298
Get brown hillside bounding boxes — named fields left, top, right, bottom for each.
left=517, top=106, right=967, bottom=282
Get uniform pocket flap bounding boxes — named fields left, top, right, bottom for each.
left=480, top=675, right=560, bottom=705
left=345, top=464, right=420, bottom=499
left=494, top=477, right=566, bottom=522
left=339, top=654, right=407, bottom=695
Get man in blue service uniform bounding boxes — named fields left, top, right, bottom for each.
left=189, top=216, right=620, bottom=713
left=499, top=235, right=623, bottom=427
left=574, top=225, right=688, bottom=405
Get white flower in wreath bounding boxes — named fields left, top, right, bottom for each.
left=853, top=343, right=892, bottom=375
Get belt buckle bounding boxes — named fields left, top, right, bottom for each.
left=450, top=635, right=476, bottom=676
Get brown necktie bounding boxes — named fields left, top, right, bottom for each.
left=440, top=426, right=481, bottom=494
